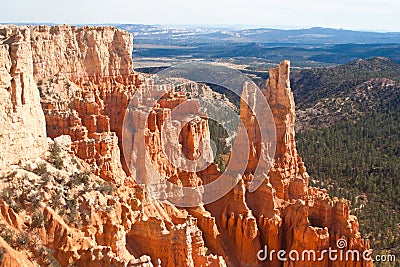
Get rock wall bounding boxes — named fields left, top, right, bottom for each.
left=30, top=25, right=137, bottom=85
left=0, top=26, right=48, bottom=169
left=40, top=76, right=127, bottom=184
left=28, top=25, right=141, bottom=183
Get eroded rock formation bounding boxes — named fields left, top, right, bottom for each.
left=0, top=26, right=48, bottom=169
left=0, top=24, right=371, bottom=267
left=205, top=61, right=372, bottom=266
left=203, top=61, right=371, bottom=266
left=30, top=25, right=141, bottom=184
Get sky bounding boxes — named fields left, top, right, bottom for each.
left=2, top=0, right=400, bottom=32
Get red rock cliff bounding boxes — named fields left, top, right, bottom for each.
left=30, top=25, right=142, bottom=183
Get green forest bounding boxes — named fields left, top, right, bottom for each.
left=297, top=110, right=400, bottom=253
left=293, top=57, right=400, bottom=260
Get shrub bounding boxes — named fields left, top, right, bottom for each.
left=31, top=211, right=44, bottom=228
left=51, top=194, right=61, bottom=211
left=6, top=171, right=17, bottom=180
left=38, top=246, right=47, bottom=257
left=52, top=157, right=64, bottom=170
left=15, top=232, right=30, bottom=249
left=23, top=164, right=33, bottom=172
left=97, top=183, right=115, bottom=195
left=38, top=87, right=45, bottom=98
left=71, top=158, right=81, bottom=170
left=47, top=253, right=61, bottom=267
left=34, top=163, right=48, bottom=176
left=42, top=172, right=50, bottom=184
left=70, top=171, right=90, bottom=186
left=27, top=191, right=43, bottom=206
left=42, top=248, right=61, bottom=267
left=1, top=186, right=24, bottom=213
left=65, top=199, right=79, bottom=222
left=0, top=247, right=5, bottom=262
left=0, top=248, right=7, bottom=262
left=48, top=143, right=63, bottom=170
left=10, top=200, right=23, bottom=213
left=0, top=224, right=15, bottom=246
left=0, top=187, right=13, bottom=202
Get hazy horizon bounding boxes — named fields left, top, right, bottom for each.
left=1, top=22, right=399, bottom=34
left=2, top=0, right=399, bottom=32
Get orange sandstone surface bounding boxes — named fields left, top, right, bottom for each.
left=0, top=25, right=371, bottom=266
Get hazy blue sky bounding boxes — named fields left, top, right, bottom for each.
left=3, top=0, right=399, bottom=31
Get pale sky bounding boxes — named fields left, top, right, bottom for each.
left=2, top=0, right=400, bottom=32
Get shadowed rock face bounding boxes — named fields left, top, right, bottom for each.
left=0, top=25, right=371, bottom=267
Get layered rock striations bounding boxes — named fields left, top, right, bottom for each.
left=0, top=24, right=370, bottom=267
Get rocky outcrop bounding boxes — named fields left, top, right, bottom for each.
left=0, top=237, right=36, bottom=267
left=127, top=216, right=225, bottom=267
left=123, top=84, right=212, bottom=195
left=0, top=24, right=138, bottom=182
left=29, top=25, right=141, bottom=184
left=40, top=76, right=127, bottom=184
left=30, top=25, right=138, bottom=86
left=0, top=26, right=47, bottom=169
left=264, top=60, right=309, bottom=201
